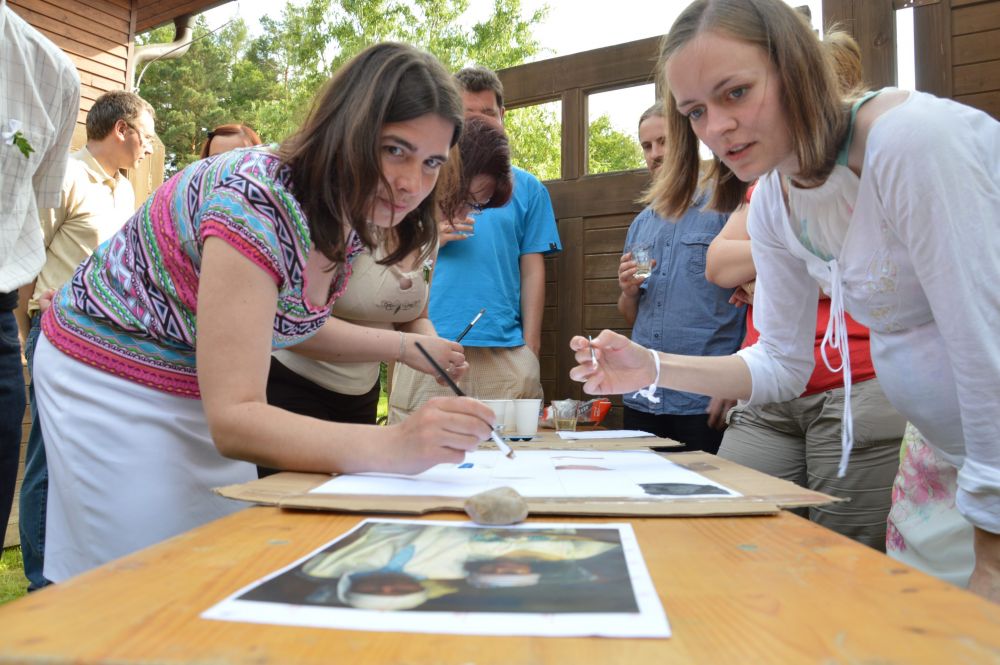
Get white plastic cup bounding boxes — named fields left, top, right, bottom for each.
left=513, top=399, right=541, bottom=436
left=480, top=400, right=508, bottom=434
left=501, top=399, right=516, bottom=433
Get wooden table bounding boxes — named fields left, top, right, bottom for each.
left=0, top=507, right=998, bottom=664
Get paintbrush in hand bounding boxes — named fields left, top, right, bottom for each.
left=412, top=341, right=515, bottom=459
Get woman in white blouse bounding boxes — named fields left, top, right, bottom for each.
left=570, top=0, right=1000, bottom=603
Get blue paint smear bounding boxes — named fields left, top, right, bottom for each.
left=458, top=463, right=474, bottom=469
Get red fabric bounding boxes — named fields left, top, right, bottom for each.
left=741, top=300, right=877, bottom=396
left=740, top=182, right=874, bottom=395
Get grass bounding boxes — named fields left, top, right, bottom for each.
left=377, top=393, right=388, bottom=423
left=0, top=547, right=27, bottom=605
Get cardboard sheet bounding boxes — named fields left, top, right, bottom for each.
left=216, top=449, right=840, bottom=517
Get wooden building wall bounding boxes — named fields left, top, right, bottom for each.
left=8, top=0, right=133, bottom=125
left=907, top=0, right=1000, bottom=119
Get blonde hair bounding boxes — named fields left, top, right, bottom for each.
left=824, top=29, right=865, bottom=95
left=649, top=0, right=850, bottom=218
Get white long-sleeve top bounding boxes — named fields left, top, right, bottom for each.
left=737, top=90, right=1000, bottom=533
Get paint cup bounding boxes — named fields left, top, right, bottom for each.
left=480, top=400, right=509, bottom=435
left=513, top=399, right=541, bottom=436
left=631, top=243, right=653, bottom=279
left=501, top=399, right=516, bottom=433
left=551, top=399, right=579, bottom=431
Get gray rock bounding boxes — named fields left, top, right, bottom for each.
left=463, top=486, right=529, bottom=525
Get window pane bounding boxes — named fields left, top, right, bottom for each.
left=504, top=101, right=562, bottom=182
left=587, top=84, right=652, bottom=175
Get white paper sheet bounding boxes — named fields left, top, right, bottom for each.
left=202, top=519, right=670, bottom=638
left=309, top=450, right=740, bottom=500
left=557, top=429, right=655, bottom=440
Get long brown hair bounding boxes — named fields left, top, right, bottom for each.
left=436, top=116, right=513, bottom=221
left=279, top=43, right=464, bottom=267
left=650, top=0, right=849, bottom=218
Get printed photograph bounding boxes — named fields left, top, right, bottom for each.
left=238, top=521, right=638, bottom=614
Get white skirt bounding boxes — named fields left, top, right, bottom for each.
left=34, top=335, right=257, bottom=582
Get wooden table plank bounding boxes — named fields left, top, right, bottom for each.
left=0, top=507, right=997, bottom=664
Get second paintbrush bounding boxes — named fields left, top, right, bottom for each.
left=454, top=307, right=486, bottom=343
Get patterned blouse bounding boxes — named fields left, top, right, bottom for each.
left=42, top=146, right=362, bottom=398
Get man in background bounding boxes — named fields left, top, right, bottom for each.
left=0, top=0, right=80, bottom=550
left=616, top=102, right=744, bottom=452
left=16, top=90, right=156, bottom=590
left=389, top=66, right=561, bottom=421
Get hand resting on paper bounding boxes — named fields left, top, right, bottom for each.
left=387, top=396, right=495, bottom=474
left=569, top=330, right=656, bottom=396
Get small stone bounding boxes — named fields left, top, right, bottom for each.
left=463, top=486, right=529, bottom=525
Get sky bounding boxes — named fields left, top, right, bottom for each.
left=204, top=0, right=827, bottom=61
left=203, top=0, right=913, bottom=134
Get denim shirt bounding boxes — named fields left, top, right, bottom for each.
left=623, top=203, right=746, bottom=415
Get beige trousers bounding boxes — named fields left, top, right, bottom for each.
left=388, top=345, right=542, bottom=424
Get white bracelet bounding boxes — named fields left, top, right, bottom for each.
left=632, top=348, right=661, bottom=404
left=398, top=331, right=406, bottom=362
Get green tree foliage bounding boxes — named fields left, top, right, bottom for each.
left=588, top=114, right=644, bottom=174
left=504, top=103, right=561, bottom=181
left=137, top=16, right=252, bottom=170
left=504, top=107, right=646, bottom=181
left=138, top=0, right=546, bottom=175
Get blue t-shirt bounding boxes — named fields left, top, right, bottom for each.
left=623, top=203, right=746, bottom=415
left=429, top=167, right=561, bottom=347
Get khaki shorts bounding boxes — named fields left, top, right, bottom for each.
left=388, top=345, right=542, bottom=424
left=718, top=377, right=906, bottom=551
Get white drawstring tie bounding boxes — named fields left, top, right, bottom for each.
left=821, top=259, right=853, bottom=477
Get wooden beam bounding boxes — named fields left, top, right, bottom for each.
left=822, top=0, right=897, bottom=88
left=555, top=218, right=584, bottom=401
left=913, top=0, right=952, bottom=96
left=561, top=89, right=584, bottom=181
left=547, top=172, right=647, bottom=219
left=498, top=36, right=661, bottom=108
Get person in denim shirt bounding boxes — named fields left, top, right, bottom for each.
left=617, top=103, right=744, bottom=452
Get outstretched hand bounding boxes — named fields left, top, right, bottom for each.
left=568, top=330, right=657, bottom=396
left=438, top=217, right=475, bottom=248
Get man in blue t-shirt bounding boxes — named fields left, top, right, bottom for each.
left=617, top=103, right=745, bottom=453
left=389, top=67, right=561, bottom=422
